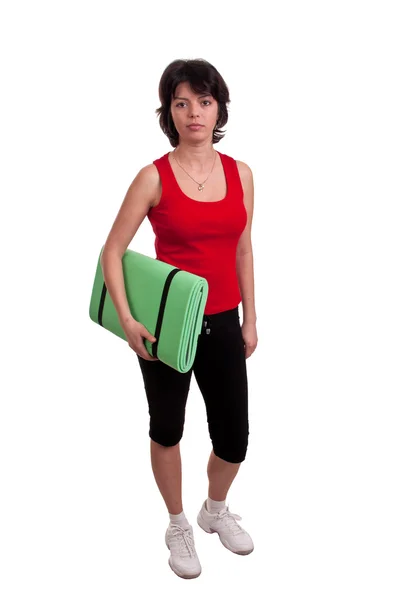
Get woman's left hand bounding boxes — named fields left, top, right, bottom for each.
left=241, top=322, right=258, bottom=359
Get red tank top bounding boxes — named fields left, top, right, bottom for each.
left=147, top=150, right=247, bottom=315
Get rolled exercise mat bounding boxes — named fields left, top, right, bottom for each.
left=89, top=246, right=209, bottom=373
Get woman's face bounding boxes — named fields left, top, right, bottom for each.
left=170, top=81, right=219, bottom=143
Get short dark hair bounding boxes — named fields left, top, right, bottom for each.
left=155, top=58, right=231, bottom=148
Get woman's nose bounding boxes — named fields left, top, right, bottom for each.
left=190, top=103, right=201, bottom=117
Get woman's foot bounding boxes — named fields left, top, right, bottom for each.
left=197, top=500, right=254, bottom=555
left=165, top=523, right=202, bottom=579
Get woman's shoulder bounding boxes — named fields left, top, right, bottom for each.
left=235, top=159, right=252, bottom=177
left=131, top=162, right=162, bottom=209
left=220, top=151, right=253, bottom=182
left=138, top=162, right=161, bottom=182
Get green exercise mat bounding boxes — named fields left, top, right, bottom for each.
left=89, top=246, right=209, bottom=373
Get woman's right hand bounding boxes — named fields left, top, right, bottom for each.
left=122, top=316, right=159, bottom=361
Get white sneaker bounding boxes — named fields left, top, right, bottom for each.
left=165, top=523, right=202, bottom=579
left=197, top=500, right=254, bottom=555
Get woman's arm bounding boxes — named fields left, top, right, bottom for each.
left=236, top=161, right=256, bottom=325
left=100, top=250, right=135, bottom=325
left=100, top=164, right=159, bottom=326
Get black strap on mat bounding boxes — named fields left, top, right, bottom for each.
left=97, top=268, right=182, bottom=358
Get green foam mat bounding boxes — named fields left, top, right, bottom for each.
left=89, top=247, right=209, bottom=373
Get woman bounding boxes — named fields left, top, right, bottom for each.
left=100, top=58, right=258, bottom=579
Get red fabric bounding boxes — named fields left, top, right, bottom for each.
left=147, top=151, right=247, bottom=315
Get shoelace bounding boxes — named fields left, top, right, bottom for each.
left=216, top=506, right=244, bottom=536
left=169, top=524, right=197, bottom=558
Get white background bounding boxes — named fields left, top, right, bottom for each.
left=1, top=1, right=397, bottom=598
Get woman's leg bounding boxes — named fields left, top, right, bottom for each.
left=194, top=307, right=249, bottom=497
left=207, top=449, right=241, bottom=501
left=136, top=355, right=192, bottom=514
left=150, top=440, right=183, bottom=514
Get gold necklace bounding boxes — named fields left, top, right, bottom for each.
left=172, top=148, right=217, bottom=191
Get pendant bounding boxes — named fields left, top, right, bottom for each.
left=198, top=184, right=204, bottom=191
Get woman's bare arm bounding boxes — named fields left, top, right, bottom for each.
left=100, top=164, right=159, bottom=325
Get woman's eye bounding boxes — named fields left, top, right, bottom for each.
left=176, top=100, right=211, bottom=107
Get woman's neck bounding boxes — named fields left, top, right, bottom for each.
left=173, top=144, right=216, bottom=170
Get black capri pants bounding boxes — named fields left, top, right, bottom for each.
left=136, top=305, right=249, bottom=464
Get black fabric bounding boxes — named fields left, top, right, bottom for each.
left=136, top=305, right=249, bottom=463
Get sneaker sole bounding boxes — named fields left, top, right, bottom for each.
left=197, top=513, right=254, bottom=556
left=168, top=557, right=202, bottom=579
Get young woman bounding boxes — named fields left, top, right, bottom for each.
left=100, top=58, right=258, bottom=579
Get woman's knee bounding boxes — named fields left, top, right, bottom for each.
left=211, top=426, right=249, bottom=464
left=213, top=440, right=248, bottom=463
left=149, top=423, right=184, bottom=447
